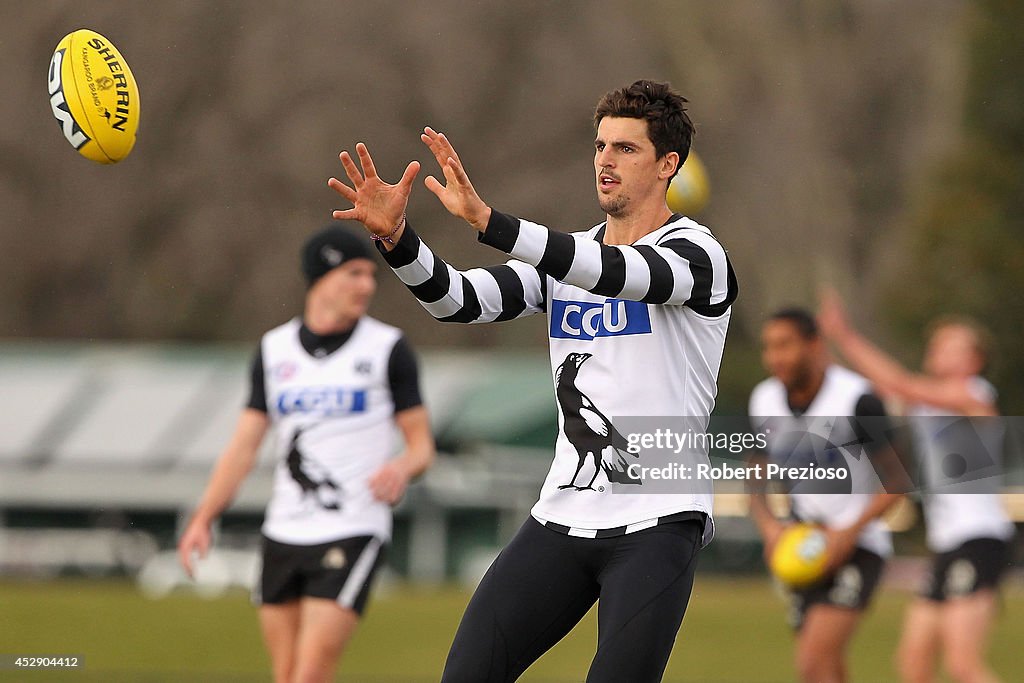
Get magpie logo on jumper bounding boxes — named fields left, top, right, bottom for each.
left=550, top=299, right=652, bottom=341
left=276, top=387, right=367, bottom=416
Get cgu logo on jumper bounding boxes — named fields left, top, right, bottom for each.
left=276, top=387, right=368, bottom=416
left=549, top=298, right=652, bottom=341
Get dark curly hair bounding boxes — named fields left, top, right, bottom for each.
left=593, top=80, right=694, bottom=177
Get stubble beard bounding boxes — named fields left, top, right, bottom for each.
left=598, top=194, right=629, bottom=218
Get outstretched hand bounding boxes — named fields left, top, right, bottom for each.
left=421, top=127, right=491, bottom=231
left=328, top=143, right=420, bottom=240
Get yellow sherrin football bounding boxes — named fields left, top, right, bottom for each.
left=770, top=523, right=829, bottom=588
left=666, top=150, right=710, bottom=215
left=47, top=29, right=140, bottom=163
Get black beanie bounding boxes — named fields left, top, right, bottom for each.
left=301, top=224, right=375, bottom=286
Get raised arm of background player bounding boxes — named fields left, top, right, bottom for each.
left=327, top=130, right=736, bottom=322
left=817, top=288, right=996, bottom=417
left=176, top=350, right=434, bottom=578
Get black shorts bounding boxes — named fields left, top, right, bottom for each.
left=921, top=537, right=1012, bottom=602
left=787, top=547, right=885, bottom=631
left=254, top=535, right=386, bottom=616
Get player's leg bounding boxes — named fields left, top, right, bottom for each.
left=291, top=598, right=360, bottom=683
left=259, top=602, right=302, bottom=683
left=794, top=604, right=860, bottom=683
left=586, top=520, right=702, bottom=683
left=928, top=538, right=1010, bottom=683
left=256, top=537, right=305, bottom=683
left=440, top=518, right=601, bottom=683
left=791, top=549, right=884, bottom=683
left=896, top=599, right=942, bottom=683
left=940, top=591, right=1002, bottom=683
left=291, top=535, right=386, bottom=683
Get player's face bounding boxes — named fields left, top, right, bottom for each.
left=316, top=258, right=377, bottom=320
left=760, top=320, right=819, bottom=390
left=923, top=324, right=984, bottom=378
left=594, top=117, right=676, bottom=218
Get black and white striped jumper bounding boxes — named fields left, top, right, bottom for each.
left=380, top=209, right=737, bottom=545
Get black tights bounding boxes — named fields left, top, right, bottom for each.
left=440, top=517, right=702, bottom=683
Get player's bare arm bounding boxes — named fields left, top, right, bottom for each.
left=822, top=435, right=909, bottom=571
left=823, top=492, right=901, bottom=572
left=178, top=408, right=269, bottom=576
left=328, top=143, right=420, bottom=248
left=817, top=288, right=994, bottom=415
left=368, top=406, right=435, bottom=505
left=749, top=494, right=786, bottom=563
left=420, top=127, right=492, bottom=231
left=746, top=451, right=786, bottom=559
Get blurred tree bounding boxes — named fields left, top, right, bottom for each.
left=883, top=0, right=1024, bottom=413
left=0, top=0, right=973, bottom=399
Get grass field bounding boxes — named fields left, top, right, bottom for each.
left=2, top=576, right=1022, bottom=682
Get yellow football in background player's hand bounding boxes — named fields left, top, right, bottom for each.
left=770, top=523, right=829, bottom=588
left=47, top=29, right=140, bottom=164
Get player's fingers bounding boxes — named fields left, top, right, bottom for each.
left=398, top=160, right=421, bottom=192
left=446, top=157, right=471, bottom=187
left=393, top=485, right=407, bottom=504
left=422, top=130, right=448, bottom=168
left=420, top=133, right=436, bottom=161
left=369, top=469, right=391, bottom=492
left=424, top=175, right=445, bottom=198
left=339, top=151, right=364, bottom=188
left=332, top=208, right=362, bottom=221
left=436, top=133, right=461, bottom=164
left=379, top=477, right=398, bottom=503
left=372, top=481, right=393, bottom=503
left=355, top=142, right=379, bottom=180
left=198, top=533, right=211, bottom=557
left=423, top=128, right=462, bottom=169
left=381, top=471, right=404, bottom=501
left=422, top=126, right=442, bottom=150
left=440, top=159, right=460, bottom=187
left=327, top=177, right=357, bottom=203
left=178, top=543, right=193, bottom=575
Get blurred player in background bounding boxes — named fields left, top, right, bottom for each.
left=329, top=80, right=737, bottom=683
left=177, top=226, right=435, bottom=683
left=818, top=291, right=1014, bottom=683
left=748, top=308, right=902, bottom=683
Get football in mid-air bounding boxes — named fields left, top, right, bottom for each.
left=769, top=523, right=829, bottom=588
left=47, top=29, right=140, bottom=164
left=666, top=149, right=710, bottom=215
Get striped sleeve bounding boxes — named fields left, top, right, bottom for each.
left=378, top=221, right=546, bottom=324
left=480, top=210, right=738, bottom=315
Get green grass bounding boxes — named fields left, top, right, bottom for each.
left=1, top=576, right=1022, bottom=682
